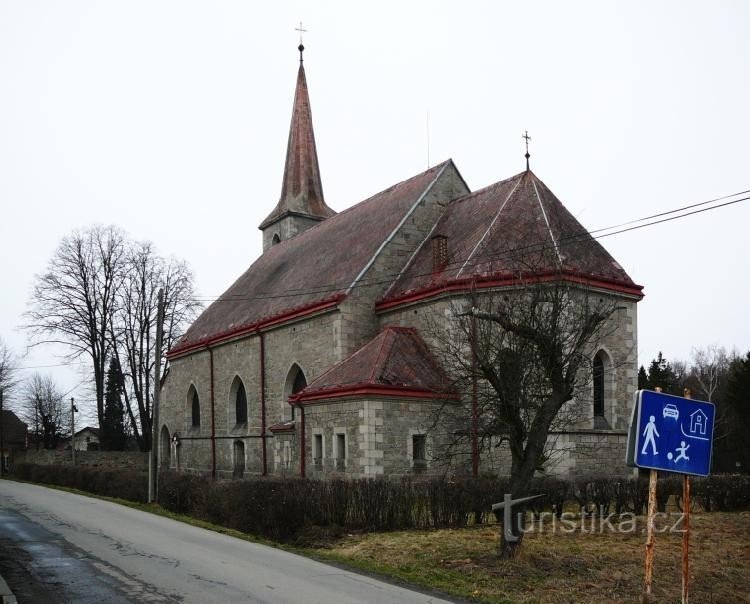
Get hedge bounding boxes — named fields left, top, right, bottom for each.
left=10, top=464, right=750, bottom=542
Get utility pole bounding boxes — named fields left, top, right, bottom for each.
left=1, top=389, right=5, bottom=476
left=149, top=288, right=165, bottom=504
left=71, top=397, right=77, bottom=465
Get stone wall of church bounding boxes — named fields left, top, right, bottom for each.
left=378, top=290, right=640, bottom=477
left=337, top=163, right=470, bottom=358
left=161, top=309, right=343, bottom=477
left=160, top=349, right=213, bottom=474
left=263, top=310, right=340, bottom=426
left=303, top=397, right=459, bottom=479
left=262, top=214, right=323, bottom=252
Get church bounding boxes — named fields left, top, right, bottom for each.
left=160, top=44, right=643, bottom=480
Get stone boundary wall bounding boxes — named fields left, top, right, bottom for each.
left=16, top=449, right=148, bottom=471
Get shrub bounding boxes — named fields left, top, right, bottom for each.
left=11, top=464, right=750, bottom=543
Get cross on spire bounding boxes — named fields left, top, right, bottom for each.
left=523, top=130, right=531, bottom=171
left=295, top=22, right=308, bottom=62
left=295, top=21, right=307, bottom=44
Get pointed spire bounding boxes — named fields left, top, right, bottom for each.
left=260, top=44, right=335, bottom=232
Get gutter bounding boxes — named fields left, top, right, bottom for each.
left=376, top=270, right=645, bottom=312
left=257, top=329, right=268, bottom=476
left=292, top=385, right=460, bottom=404
left=168, top=295, right=344, bottom=360
left=298, top=403, right=306, bottom=478
left=207, top=346, right=216, bottom=480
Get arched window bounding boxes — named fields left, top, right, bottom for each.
left=232, top=377, right=248, bottom=425
left=593, top=355, right=604, bottom=417
left=189, top=385, right=200, bottom=427
left=272, top=233, right=281, bottom=245
left=292, top=370, right=307, bottom=396
left=160, top=425, right=171, bottom=468
left=284, top=364, right=307, bottom=421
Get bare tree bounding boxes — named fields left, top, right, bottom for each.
left=25, top=226, right=127, bottom=431
left=428, top=280, right=621, bottom=558
left=110, top=241, right=201, bottom=451
left=690, top=345, right=731, bottom=402
left=0, top=337, right=19, bottom=398
left=19, top=373, right=68, bottom=449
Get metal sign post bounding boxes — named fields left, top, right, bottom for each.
left=627, top=388, right=714, bottom=604
left=643, top=468, right=657, bottom=602
left=682, top=389, right=692, bottom=604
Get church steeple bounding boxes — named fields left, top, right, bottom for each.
left=260, top=43, right=335, bottom=251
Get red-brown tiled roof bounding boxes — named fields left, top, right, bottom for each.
left=292, top=326, right=457, bottom=402
left=170, top=162, right=454, bottom=357
left=379, top=170, right=643, bottom=307
left=260, top=62, right=335, bottom=229
left=268, top=420, right=295, bottom=433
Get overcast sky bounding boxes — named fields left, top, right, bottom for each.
left=1, top=1, right=748, bottom=421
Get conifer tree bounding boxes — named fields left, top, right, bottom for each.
left=101, top=358, right=127, bottom=450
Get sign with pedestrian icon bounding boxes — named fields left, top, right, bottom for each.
left=626, top=390, right=715, bottom=476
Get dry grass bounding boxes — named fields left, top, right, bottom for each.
left=310, top=511, right=750, bottom=603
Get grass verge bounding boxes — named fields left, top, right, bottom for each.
left=307, top=512, right=750, bottom=603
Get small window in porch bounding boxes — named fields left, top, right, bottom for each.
left=412, top=434, right=427, bottom=473
left=335, top=433, right=346, bottom=471
left=313, top=434, right=323, bottom=468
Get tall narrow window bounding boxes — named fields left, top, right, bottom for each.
left=292, top=370, right=307, bottom=395
left=235, top=380, right=247, bottom=425
left=284, top=364, right=307, bottom=422
left=190, top=386, right=201, bottom=427
left=160, top=425, right=171, bottom=468
left=593, top=354, right=605, bottom=418
left=233, top=440, right=245, bottom=478
left=412, top=434, right=427, bottom=473
left=335, top=433, right=346, bottom=471
left=313, top=434, right=323, bottom=468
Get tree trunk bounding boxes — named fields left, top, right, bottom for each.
left=499, top=506, right=526, bottom=559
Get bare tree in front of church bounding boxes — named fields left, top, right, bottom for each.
left=25, top=225, right=127, bottom=432
left=109, top=241, right=201, bottom=452
left=427, top=278, right=621, bottom=558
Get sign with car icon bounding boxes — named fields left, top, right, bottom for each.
left=626, top=390, right=715, bottom=476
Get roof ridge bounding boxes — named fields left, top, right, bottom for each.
left=448, top=170, right=525, bottom=207
left=456, top=173, right=525, bottom=277
left=262, top=160, right=452, bottom=250
left=346, top=161, right=453, bottom=295
left=531, top=175, right=564, bottom=266
left=384, top=325, right=417, bottom=334
left=369, top=328, right=394, bottom=384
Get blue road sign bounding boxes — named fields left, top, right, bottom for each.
left=628, top=390, right=715, bottom=476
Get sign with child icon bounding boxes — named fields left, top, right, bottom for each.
left=627, top=390, right=715, bottom=476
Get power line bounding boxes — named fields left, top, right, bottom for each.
left=9, top=186, right=748, bottom=370
left=189, top=189, right=749, bottom=303
left=16, top=361, right=87, bottom=371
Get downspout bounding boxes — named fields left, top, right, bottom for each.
left=208, top=346, right=216, bottom=480
left=257, top=329, right=267, bottom=476
left=470, top=280, right=479, bottom=478
left=299, top=403, right=306, bottom=478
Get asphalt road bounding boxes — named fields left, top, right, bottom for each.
left=0, top=480, right=452, bottom=603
